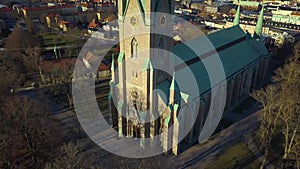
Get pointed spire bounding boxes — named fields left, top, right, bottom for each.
left=111, top=53, right=115, bottom=71
left=170, top=71, right=175, bottom=91
left=234, top=5, right=240, bottom=26
left=110, top=53, right=115, bottom=84
left=169, top=71, right=176, bottom=105
left=254, top=5, right=264, bottom=38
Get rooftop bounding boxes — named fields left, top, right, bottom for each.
left=170, top=26, right=269, bottom=98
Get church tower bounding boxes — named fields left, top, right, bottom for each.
left=110, top=0, right=176, bottom=153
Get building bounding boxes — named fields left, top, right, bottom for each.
left=0, top=7, right=16, bottom=19
left=22, top=5, right=77, bottom=19
left=226, top=6, right=271, bottom=35
left=109, top=0, right=270, bottom=155
left=272, top=10, right=300, bottom=26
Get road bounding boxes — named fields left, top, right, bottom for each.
left=169, top=111, right=261, bottom=169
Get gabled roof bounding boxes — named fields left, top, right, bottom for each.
left=22, top=5, right=75, bottom=11
left=171, top=26, right=269, bottom=98
left=172, top=26, right=246, bottom=64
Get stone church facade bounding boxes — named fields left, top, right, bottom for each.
left=109, top=0, right=270, bottom=155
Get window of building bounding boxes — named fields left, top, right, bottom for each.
left=131, top=38, right=138, bottom=59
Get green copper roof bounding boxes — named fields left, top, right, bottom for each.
left=254, top=6, right=264, bottom=38
left=121, top=0, right=130, bottom=17
left=118, top=52, right=124, bottom=63
left=143, top=57, right=150, bottom=70
left=136, top=0, right=146, bottom=23
left=174, top=104, right=179, bottom=112
left=171, top=26, right=269, bottom=98
left=234, top=5, right=240, bottom=26
left=121, top=0, right=145, bottom=23
left=180, top=92, right=189, bottom=103
left=164, top=115, right=171, bottom=125
left=140, top=111, right=147, bottom=121
left=139, top=0, right=145, bottom=12
left=108, top=89, right=113, bottom=100
left=172, top=26, right=246, bottom=64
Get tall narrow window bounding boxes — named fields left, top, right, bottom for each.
left=131, top=38, right=138, bottom=59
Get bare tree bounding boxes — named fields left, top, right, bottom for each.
left=252, top=46, right=300, bottom=168
left=0, top=52, right=24, bottom=94
left=273, top=51, right=300, bottom=167
left=4, top=23, right=42, bottom=77
left=251, top=85, right=283, bottom=169
left=42, top=59, right=75, bottom=107
left=5, top=24, right=39, bottom=52
left=24, top=17, right=34, bottom=35
left=0, top=96, right=63, bottom=168
left=44, top=142, right=101, bottom=169
left=63, top=28, right=88, bottom=58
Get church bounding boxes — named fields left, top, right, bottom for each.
left=109, top=0, right=270, bottom=155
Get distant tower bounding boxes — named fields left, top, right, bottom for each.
left=233, top=5, right=241, bottom=26
left=233, top=0, right=239, bottom=5
left=110, top=0, right=177, bottom=153
left=207, top=0, right=213, bottom=5
left=254, top=6, right=264, bottom=38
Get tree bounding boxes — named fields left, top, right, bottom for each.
left=252, top=46, right=300, bottom=168
left=0, top=96, right=63, bottom=168
left=24, top=17, right=34, bottom=35
left=23, top=46, right=44, bottom=80
left=5, top=24, right=39, bottom=52
left=41, top=58, right=75, bottom=107
left=251, top=85, right=282, bottom=169
left=229, top=8, right=237, bottom=15
left=0, top=52, right=24, bottom=94
left=63, top=28, right=88, bottom=58
left=273, top=51, right=300, bottom=167
left=44, top=142, right=101, bottom=169
left=4, top=24, right=42, bottom=75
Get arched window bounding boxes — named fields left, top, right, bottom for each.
left=131, top=38, right=138, bottom=59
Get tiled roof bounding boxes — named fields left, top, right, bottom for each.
left=0, top=7, right=12, bottom=12
left=22, top=5, right=75, bottom=11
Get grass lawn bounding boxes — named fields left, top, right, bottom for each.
left=206, top=142, right=261, bottom=169
left=39, top=33, right=67, bottom=47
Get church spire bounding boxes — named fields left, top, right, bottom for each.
left=234, top=5, right=240, bottom=26
left=254, top=6, right=264, bottom=38
left=169, top=71, right=176, bottom=105
left=110, top=53, right=115, bottom=84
